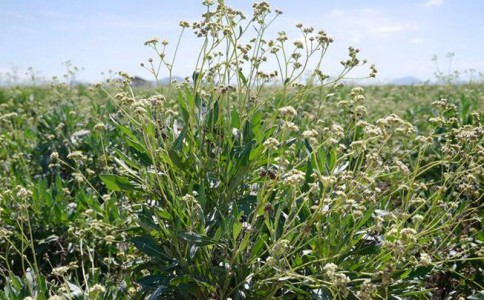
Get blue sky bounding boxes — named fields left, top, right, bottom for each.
left=1, top=0, right=483, bottom=84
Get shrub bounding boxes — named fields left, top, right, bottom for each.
left=0, top=1, right=482, bottom=299
left=97, top=1, right=482, bottom=299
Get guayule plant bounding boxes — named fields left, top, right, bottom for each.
left=0, top=83, right=134, bottom=299
left=99, top=1, right=482, bottom=299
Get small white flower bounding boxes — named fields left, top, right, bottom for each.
left=279, top=106, right=297, bottom=118
left=323, top=263, right=338, bottom=277
left=94, top=122, right=106, bottom=131
left=283, top=121, right=299, bottom=132
left=302, top=129, right=318, bottom=139
left=263, top=137, right=280, bottom=150
left=67, top=151, right=86, bottom=161
left=419, top=252, right=432, bottom=266
left=284, top=169, right=305, bottom=186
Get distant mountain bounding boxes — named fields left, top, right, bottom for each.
left=391, top=76, right=422, bottom=85
left=111, top=76, right=187, bottom=87
left=130, top=76, right=185, bottom=86
left=131, top=76, right=153, bottom=87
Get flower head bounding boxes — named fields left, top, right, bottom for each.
left=279, top=106, right=297, bottom=118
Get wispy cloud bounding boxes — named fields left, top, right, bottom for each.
left=374, top=25, right=406, bottom=33
left=409, top=38, right=425, bottom=44
left=38, top=10, right=69, bottom=19
left=11, top=26, right=39, bottom=34
left=326, top=8, right=379, bottom=18
left=46, top=13, right=179, bottom=33
left=456, top=61, right=484, bottom=69
left=327, top=9, right=344, bottom=18
left=91, top=13, right=178, bottom=31
left=0, top=11, right=31, bottom=21
left=371, top=24, right=419, bottom=34
left=318, top=7, right=421, bottom=42
left=359, top=8, right=380, bottom=14
left=420, top=0, right=444, bottom=7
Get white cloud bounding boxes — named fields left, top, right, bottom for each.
left=420, top=0, right=444, bottom=7
left=0, top=11, right=30, bottom=21
left=316, top=7, right=422, bottom=41
left=47, top=13, right=179, bottom=33
left=38, top=10, right=69, bottom=19
left=359, top=8, right=380, bottom=14
left=372, top=24, right=419, bottom=34
left=11, top=26, right=39, bottom=34
left=456, top=61, right=484, bottom=69
left=374, top=26, right=406, bottom=33
left=93, top=13, right=179, bottom=31
left=327, top=9, right=344, bottom=18
left=409, top=38, right=425, bottom=44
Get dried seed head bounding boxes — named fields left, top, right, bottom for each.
left=144, top=37, right=159, bottom=46
left=94, top=122, right=106, bottom=131
left=263, top=137, right=280, bottom=150
left=279, top=106, right=297, bottom=118
left=50, top=151, right=59, bottom=162
left=67, top=151, right=86, bottom=161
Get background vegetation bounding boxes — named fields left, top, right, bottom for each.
left=0, top=1, right=482, bottom=299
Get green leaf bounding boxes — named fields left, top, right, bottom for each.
left=100, top=174, right=139, bottom=192
left=179, top=231, right=216, bottom=246
left=149, top=285, right=168, bottom=300
left=251, top=234, right=267, bottom=258
left=118, top=124, right=140, bottom=142
left=232, top=221, right=242, bottom=240
left=114, top=156, right=138, bottom=177
left=137, top=275, right=167, bottom=288
left=172, top=126, right=187, bottom=151
left=198, top=179, right=207, bottom=209
left=400, top=266, right=433, bottom=280
left=231, top=107, right=240, bottom=128
left=132, top=236, right=166, bottom=259
left=124, top=138, right=152, bottom=166
left=476, top=230, right=484, bottom=242
left=192, top=71, right=200, bottom=84
left=170, top=275, right=193, bottom=286
left=250, top=111, right=262, bottom=135
left=178, top=93, right=190, bottom=123
left=354, top=206, right=376, bottom=231
left=242, top=120, right=252, bottom=142
left=237, top=140, right=254, bottom=165
left=238, top=234, right=251, bottom=253
left=158, top=210, right=172, bottom=220
left=168, top=149, right=186, bottom=170
left=143, top=116, right=156, bottom=140
left=137, top=208, right=160, bottom=232
left=238, top=70, right=248, bottom=86
left=304, top=138, right=312, bottom=153
left=327, top=147, right=337, bottom=172
left=114, top=148, right=139, bottom=169
left=207, top=100, right=219, bottom=128
left=238, top=195, right=257, bottom=216
left=195, top=92, right=202, bottom=110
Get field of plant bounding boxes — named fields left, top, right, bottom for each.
left=0, top=1, right=483, bottom=299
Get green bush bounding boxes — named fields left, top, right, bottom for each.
left=97, top=1, right=482, bottom=299
left=0, top=1, right=482, bottom=299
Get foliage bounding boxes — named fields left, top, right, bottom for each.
left=0, top=1, right=482, bottom=299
